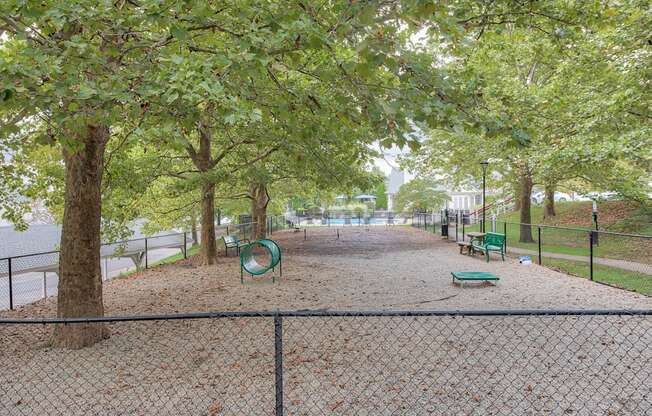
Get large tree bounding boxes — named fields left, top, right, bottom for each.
left=402, top=3, right=651, bottom=242
left=2, top=1, right=617, bottom=348
left=0, top=1, right=182, bottom=348
left=393, top=178, right=449, bottom=213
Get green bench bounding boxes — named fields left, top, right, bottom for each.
left=451, top=271, right=500, bottom=287
left=222, top=235, right=250, bottom=256
left=471, top=232, right=506, bottom=262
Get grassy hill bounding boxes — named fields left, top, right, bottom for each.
left=483, top=201, right=652, bottom=295
left=497, top=200, right=652, bottom=235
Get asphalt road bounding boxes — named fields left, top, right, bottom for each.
left=0, top=248, right=181, bottom=311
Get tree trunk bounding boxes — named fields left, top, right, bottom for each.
left=191, top=215, right=198, bottom=247
left=195, top=119, right=218, bottom=265
left=199, top=182, right=217, bottom=264
left=52, top=125, right=109, bottom=349
left=543, top=184, right=556, bottom=219
left=512, top=181, right=521, bottom=212
left=250, top=183, right=270, bottom=240
left=519, top=172, right=535, bottom=243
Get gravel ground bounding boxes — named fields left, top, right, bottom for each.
left=1, top=227, right=650, bottom=415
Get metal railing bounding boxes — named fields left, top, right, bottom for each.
left=412, top=212, right=652, bottom=292
left=0, top=219, right=266, bottom=311
left=289, top=212, right=413, bottom=227
left=1, top=308, right=650, bottom=415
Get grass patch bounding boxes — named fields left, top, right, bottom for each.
left=150, top=244, right=200, bottom=266
left=459, top=206, right=652, bottom=264
left=543, top=257, right=652, bottom=296
left=115, top=245, right=201, bottom=279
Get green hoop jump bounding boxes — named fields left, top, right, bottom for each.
left=239, top=239, right=282, bottom=283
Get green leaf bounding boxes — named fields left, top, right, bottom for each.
left=77, top=84, right=96, bottom=100
left=170, top=26, right=189, bottom=41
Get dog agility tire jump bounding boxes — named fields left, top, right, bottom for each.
left=240, top=239, right=282, bottom=283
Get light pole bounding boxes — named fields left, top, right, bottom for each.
left=480, top=161, right=489, bottom=233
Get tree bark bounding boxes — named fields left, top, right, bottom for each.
left=52, top=124, right=109, bottom=349
left=250, top=183, right=270, bottom=240
left=543, top=184, right=556, bottom=219
left=193, top=119, right=218, bottom=265
left=512, top=181, right=521, bottom=212
left=199, top=182, right=217, bottom=264
left=191, top=214, right=198, bottom=247
left=519, top=171, right=535, bottom=243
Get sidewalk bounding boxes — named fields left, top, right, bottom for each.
left=507, top=247, right=652, bottom=275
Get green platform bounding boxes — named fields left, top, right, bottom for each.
left=451, top=271, right=499, bottom=286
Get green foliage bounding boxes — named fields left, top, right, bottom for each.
left=3, top=0, right=647, bottom=237
left=393, top=178, right=449, bottom=213
left=402, top=3, right=651, bottom=207
left=373, top=180, right=388, bottom=210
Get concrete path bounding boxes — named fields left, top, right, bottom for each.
left=507, top=247, right=652, bottom=275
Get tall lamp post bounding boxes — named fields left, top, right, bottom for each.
left=480, top=161, right=489, bottom=233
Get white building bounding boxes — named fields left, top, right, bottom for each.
left=447, top=191, right=483, bottom=212
left=386, top=167, right=405, bottom=211
left=384, top=166, right=493, bottom=214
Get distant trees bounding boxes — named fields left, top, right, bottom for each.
left=401, top=3, right=652, bottom=243
left=393, top=179, right=449, bottom=214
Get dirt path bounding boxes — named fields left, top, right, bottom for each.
left=1, top=227, right=650, bottom=415
left=1, top=226, right=650, bottom=319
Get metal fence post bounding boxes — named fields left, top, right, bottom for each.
left=538, top=227, right=542, bottom=265
left=8, top=257, right=14, bottom=310
left=589, top=231, right=594, bottom=281
left=183, top=233, right=187, bottom=259
left=144, top=238, right=148, bottom=269
left=304, top=228, right=306, bottom=241
left=274, top=313, right=284, bottom=416
left=455, top=212, right=459, bottom=242
left=504, top=222, right=508, bottom=251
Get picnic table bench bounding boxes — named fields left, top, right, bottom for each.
left=471, top=232, right=505, bottom=262
left=222, top=235, right=250, bottom=256
left=457, top=241, right=473, bottom=254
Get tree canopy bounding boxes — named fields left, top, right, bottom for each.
left=1, top=1, right=649, bottom=347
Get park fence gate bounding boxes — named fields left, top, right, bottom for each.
left=1, top=309, right=651, bottom=415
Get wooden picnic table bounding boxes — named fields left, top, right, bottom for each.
left=465, top=232, right=486, bottom=255
left=466, top=231, right=486, bottom=242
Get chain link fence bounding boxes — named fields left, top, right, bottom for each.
left=0, top=232, right=191, bottom=311
left=1, top=309, right=650, bottom=415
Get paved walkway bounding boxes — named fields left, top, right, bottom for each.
left=507, top=247, right=652, bottom=275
